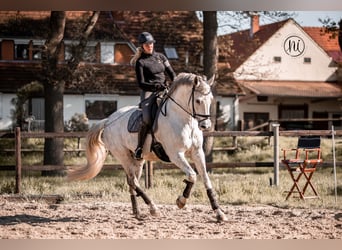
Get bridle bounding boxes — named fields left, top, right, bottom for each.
left=160, top=84, right=212, bottom=123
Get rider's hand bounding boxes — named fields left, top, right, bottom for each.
left=155, top=83, right=166, bottom=91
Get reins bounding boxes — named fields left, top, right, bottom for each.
left=160, top=83, right=212, bottom=123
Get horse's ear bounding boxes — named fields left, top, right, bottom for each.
left=194, top=76, right=200, bottom=87
left=208, top=74, right=215, bottom=86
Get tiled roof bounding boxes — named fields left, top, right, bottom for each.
left=0, top=61, right=138, bottom=95
left=304, top=26, right=342, bottom=63
left=218, top=19, right=289, bottom=71
left=111, top=11, right=204, bottom=72
left=239, top=80, right=342, bottom=98
left=219, top=18, right=342, bottom=70
left=0, top=61, right=42, bottom=91
left=0, top=11, right=126, bottom=40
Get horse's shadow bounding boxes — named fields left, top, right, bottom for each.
left=0, top=214, right=79, bottom=226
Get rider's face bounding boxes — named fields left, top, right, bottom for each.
left=142, top=42, right=154, bottom=54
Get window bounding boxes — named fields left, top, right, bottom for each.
left=32, top=45, right=42, bottom=60
left=85, top=100, right=117, bottom=119
left=257, top=96, right=268, bottom=102
left=279, top=104, right=309, bottom=130
left=64, top=41, right=97, bottom=63
left=31, top=40, right=44, bottom=60
left=64, top=44, right=72, bottom=61
left=164, top=46, right=178, bottom=59
left=1, top=39, right=43, bottom=61
left=15, top=43, right=29, bottom=60
left=30, top=98, right=45, bottom=120
left=101, top=43, right=114, bottom=64
left=243, top=112, right=269, bottom=131
left=273, top=56, right=281, bottom=63
left=304, top=57, right=311, bottom=63
left=83, top=45, right=97, bottom=63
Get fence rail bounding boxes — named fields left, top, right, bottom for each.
left=1, top=126, right=341, bottom=193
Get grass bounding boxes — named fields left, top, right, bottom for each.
left=0, top=136, right=341, bottom=210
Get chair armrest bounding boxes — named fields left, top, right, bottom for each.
left=281, top=148, right=301, bottom=160
left=304, top=148, right=321, bottom=160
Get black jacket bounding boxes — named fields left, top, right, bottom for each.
left=135, top=51, right=176, bottom=93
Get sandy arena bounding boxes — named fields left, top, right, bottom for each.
left=0, top=196, right=341, bottom=239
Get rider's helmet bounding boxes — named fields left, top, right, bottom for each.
left=138, top=32, right=155, bottom=44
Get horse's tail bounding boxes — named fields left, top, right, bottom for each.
left=67, top=119, right=107, bottom=181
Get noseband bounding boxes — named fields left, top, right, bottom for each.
left=190, top=85, right=212, bottom=123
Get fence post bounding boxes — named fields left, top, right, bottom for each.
left=15, top=127, right=22, bottom=194
left=272, top=124, right=280, bottom=186
left=145, top=161, right=153, bottom=189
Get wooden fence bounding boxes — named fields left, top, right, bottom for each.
left=1, top=125, right=341, bottom=193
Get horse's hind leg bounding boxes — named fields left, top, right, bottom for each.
left=135, top=184, right=159, bottom=216
left=125, top=164, right=159, bottom=218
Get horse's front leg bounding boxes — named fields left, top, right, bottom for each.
left=170, top=152, right=198, bottom=209
left=176, top=179, right=194, bottom=209
left=191, top=149, right=228, bottom=222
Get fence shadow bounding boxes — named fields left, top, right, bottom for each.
left=0, top=214, right=79, bottom=226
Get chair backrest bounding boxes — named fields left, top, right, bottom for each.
left=297, top=136, right=321, bottom=149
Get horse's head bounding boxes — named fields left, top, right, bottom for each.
left=192, top=74, right=214, bottom=130
left=169, top=73, right=214, bottom=131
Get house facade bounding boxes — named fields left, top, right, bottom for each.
left=0, top=11, right=215, bottom=131
left=1, top=12, right=341, bottom=132
left=218, top=16, right=342, bottom=130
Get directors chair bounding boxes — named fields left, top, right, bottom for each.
left=281, top=136, right=322, bottom=200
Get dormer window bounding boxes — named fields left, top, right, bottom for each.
left=12, top=39, right=43, bottom=61
left=164, top=46, right=178, bottom=59
left=101, top=42, right=114, bottom=64
left=14, top=40, right=29, bottom=60
left=64, top=41, right=97, bottom=63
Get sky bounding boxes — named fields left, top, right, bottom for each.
left=217, top=11, right=342, bottom=35
left=293, top=11, right=341, bottom=26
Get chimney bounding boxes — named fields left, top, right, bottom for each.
left=250, top=14, right=260, bottom=38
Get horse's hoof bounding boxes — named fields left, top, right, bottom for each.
left=134, top=213, right=142, bottom=220
left=176, top=196, right=186, bottom=209
left=216, top=209, right=228, bottom=222
left=150, top=206, right=160, bottom=217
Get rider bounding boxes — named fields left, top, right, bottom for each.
left=130, top=31, right=177, bottom=160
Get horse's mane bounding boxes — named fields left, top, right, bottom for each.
left=169, top=72, right=211, bottom=96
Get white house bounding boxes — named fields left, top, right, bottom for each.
left=218, top=16, right=342, bottom=130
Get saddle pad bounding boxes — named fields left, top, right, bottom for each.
left=127, top=109, right=142, bottom=133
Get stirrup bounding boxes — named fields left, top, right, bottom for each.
left=134, top=147, right=143, bottom=160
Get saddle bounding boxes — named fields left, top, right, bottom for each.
left=127, top=107, right=170, bottom=162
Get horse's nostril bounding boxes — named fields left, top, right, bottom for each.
left=200, top=124, right=210, bottom=130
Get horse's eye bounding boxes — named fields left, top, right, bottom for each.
left=196, top=99, right=201, bottom=104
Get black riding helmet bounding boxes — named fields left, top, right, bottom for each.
left=138, top=32, right=156, bottom=44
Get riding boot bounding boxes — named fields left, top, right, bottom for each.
left=134, top=123, right=149, bottom=160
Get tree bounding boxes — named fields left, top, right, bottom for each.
left=320, top=17, right=342, bottom=51
left=339, top=19, right=342, bottom=52
left=202, top=11, right=218, bottom=163
left=41, top=11, right=100, bottom=175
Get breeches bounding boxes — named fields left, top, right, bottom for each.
left=140, top=93, right=158, bottom=127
